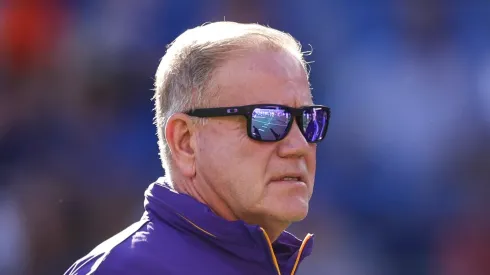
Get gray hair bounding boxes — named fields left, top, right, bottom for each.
left=153, top=21, right=310, bottom=172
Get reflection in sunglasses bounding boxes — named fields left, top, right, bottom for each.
left=252, top=109, right=290, bottom=118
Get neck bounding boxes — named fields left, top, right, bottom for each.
left=259, top=221, right=289, bottom=242
left=173, top=174, right=240, bottom=221
left=172, top=175, right=289, bottom=242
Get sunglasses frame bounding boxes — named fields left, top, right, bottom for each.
left=185, top=104, right=331, bottom=143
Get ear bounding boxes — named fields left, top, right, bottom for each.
left=165, top=113, right=197, bottom=177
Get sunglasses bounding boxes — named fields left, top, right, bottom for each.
left=185, top=104, right=331, bottom=143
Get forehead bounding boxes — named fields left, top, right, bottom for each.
left=211, top=50, right=312, bottom=107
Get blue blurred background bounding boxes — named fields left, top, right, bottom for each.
left=1, top=0, right=489, bottom=274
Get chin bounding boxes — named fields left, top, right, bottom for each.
left=288, top=208, right=309, bottom=222
left=274, top=201, right=309, bottom=223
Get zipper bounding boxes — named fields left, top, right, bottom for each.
left=259, top=227, right=282, bottom=275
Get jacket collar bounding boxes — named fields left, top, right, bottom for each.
left=143, top=178, right=314, bottom=273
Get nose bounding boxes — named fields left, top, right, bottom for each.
left=277, top=120, right=312, bottom=158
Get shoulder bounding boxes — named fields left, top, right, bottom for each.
left=64, top=218, right=178, bottom=275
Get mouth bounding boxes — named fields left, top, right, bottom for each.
left=270, top=174, right=307, bottom=185
left=281, top=177, right=301, bottom=181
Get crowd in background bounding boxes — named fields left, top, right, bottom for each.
left=1, top=0, right=489, bottom=274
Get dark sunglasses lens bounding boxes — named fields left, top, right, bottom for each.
left=251, top=108, right=291, bottom=141
left=302, top=108, right=328, bottom=142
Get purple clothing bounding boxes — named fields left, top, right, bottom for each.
left=64, top=178, right=314, bottom=274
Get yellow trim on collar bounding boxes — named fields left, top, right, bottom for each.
left=178, top=214, right=217, bottom=238
left=259, top=228, right=282, bottom=275
left=290, top=233, right=313, bottom=275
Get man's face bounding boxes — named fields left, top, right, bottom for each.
left=194, top=49, right=317, bottom=226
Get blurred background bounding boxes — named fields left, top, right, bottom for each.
left=0, top=0, right=489, bottom=274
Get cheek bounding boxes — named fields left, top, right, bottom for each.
left=197, top=124, right=271, bottom=201
left=308, top=147, right=317, bottom=173
left=226, top=141, right=277, bottom=206
left=231, top=140, right=272, bottom=183
left=307, top=147, right=317, bottom=195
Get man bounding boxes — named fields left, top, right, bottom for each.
left=64, top=21, right=331, bottom=275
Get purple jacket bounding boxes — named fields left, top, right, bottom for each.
left=64, top=178, right=314, bottom=275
